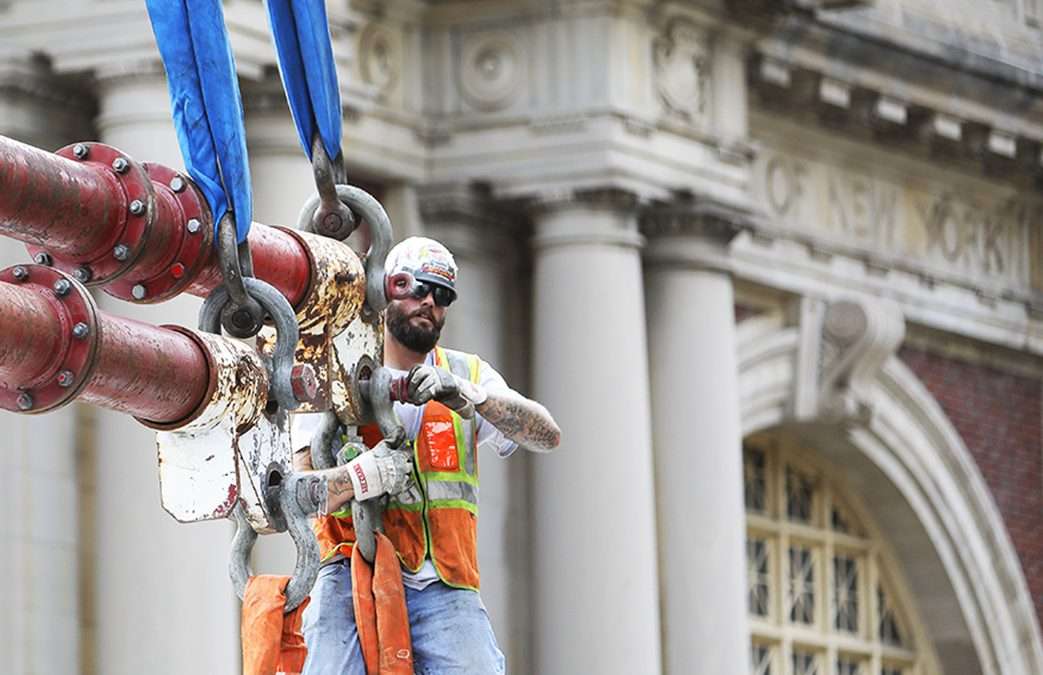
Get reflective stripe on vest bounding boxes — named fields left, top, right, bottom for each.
left=315, top=346, right=483, bottom=589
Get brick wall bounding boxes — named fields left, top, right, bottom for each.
left=900, top=345, right=1043, bottom=628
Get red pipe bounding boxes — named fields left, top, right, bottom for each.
left=0, top=274, right=211, bottom=424
left=78, top=313, right=210, bottom=423
left=0, top=135, right=312, bottom=307
left=0, top=280, right=63, bottom=383
left=0, top=137, right=124, bottom=258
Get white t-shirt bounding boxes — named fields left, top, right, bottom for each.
left=290, top=351, right=518, bottom=589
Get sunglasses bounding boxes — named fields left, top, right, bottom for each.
left=411, top=281, right=456, bottom=307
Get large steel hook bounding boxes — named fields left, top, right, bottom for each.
left=351, top=366, right=408, bottom=563
left=296, top=184, right=393, bottom=316
left=228, top=471, right=327, bottom=612
left=199, top=276, right=301, bottom=412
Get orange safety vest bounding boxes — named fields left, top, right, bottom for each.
left=314, top=346, right=483, bottom=590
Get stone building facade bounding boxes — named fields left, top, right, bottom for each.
left=0, top=1, right=1041, bottom=674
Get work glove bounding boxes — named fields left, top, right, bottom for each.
left=345, top=441, right=413, bottom=501
left=406, top=364, right=486, bottom=419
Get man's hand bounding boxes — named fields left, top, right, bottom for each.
left=406, top=364, right=487, bottom=419
left=346, top=441, right=413, bottom=501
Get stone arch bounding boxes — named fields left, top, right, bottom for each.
left=736, top=310, right=1043, bottom=675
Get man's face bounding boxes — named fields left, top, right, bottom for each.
left=385, top=288, right=448, bottom=354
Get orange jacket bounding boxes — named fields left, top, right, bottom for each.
left=315, top=346, right=482, bottom=589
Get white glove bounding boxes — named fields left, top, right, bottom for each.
left=346, top=441, right=413, bottom=501
left=406, top=364, right=487, bottom=419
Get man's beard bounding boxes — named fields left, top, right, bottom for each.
left=386, top=302, right=445, bottom=354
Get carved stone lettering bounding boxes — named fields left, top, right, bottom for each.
left=754, top=147, right=1039, bottom=295
left=765, top=156, right=806, bottom=217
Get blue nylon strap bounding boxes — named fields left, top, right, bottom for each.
left=265, top=0, right=343, bottom=162
left=145, top=0, right=253, bottom=242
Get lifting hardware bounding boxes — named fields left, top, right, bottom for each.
left=0, top=133, right=417, bottom=613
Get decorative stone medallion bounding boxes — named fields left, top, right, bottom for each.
left=359, top=23, right=398, bottom=95
left=458, top=30, right=523, bottom=111
left=653, top=19, right=711, bottom=125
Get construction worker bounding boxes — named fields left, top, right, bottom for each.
left=291, top=236, right=561, bottom=674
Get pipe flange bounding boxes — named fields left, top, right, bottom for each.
left=105, top=163, right=214, bottom=303
left=27, top=143, right=156, bottom=286
left=0, top=265, right=100, bottom=414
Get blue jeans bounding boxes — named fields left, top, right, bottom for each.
left=301, top=561, right=506, bottom=675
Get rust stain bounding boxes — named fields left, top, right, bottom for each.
left=211, top=482, right=238, bottom=519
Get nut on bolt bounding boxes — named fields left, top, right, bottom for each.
left=186, top=218, right=202, bottom=235
left=72, top=322, right=90, bottom=339
left=16, top=392, right=33, bottom=411
left=11, top=266, right=28, bottom=281
left=73, top=266, right=93, bottom=283
left=129, top=200, right=145, bottom=216
left=52, top=279, right=72, bottom=297
left=57, top=370, right=75, bottom=388
left=72, top=144, right=89, bottom=160
left=33, top=252, right=52, bottom=266
left=170, top=176, right=186, bottom=193
left=112, top=157, right=129, bottom=174
left=291, top=364, right=319, bottom=403
left=131, top=284, right=147, bottom=300
left=113, top=244, right=130, bottom=261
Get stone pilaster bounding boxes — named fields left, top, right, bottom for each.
left=0, top=46, right=93, bottom=675
left=529, top=188, right=663, bottom=675
left=642, top=201, right=750, bottom=675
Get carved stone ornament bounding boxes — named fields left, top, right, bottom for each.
left=359, top=23, right=398, bottom=95
left=792, top=296, right=905, bottom=424
left=653, top=19, right=711, bottom=125
left=458, top=31, right=523, bottom=111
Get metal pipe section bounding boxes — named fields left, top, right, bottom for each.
left=0, top=137, right=123, bottom=258
left=0, top=135, right=312, bottom=307
left=78, top=313, right=210, bottom=423
left=0, top=265, right=213, bottom=425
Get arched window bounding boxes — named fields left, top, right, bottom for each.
left=744, top=437, right=940, bottom=675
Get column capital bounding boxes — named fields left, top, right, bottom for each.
left=93, top=57, right=166, bottom=86
left=417, top=182, right=519, bottom=259
left=641, top=198, right=752, bottom=274
left=525, top=186, right=646, bottom=252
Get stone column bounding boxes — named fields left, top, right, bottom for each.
left=530, top=190, right=662, bottom=675
left=643, top=206, right=749, bottom=675
left=90, top=61, right=238, bottom=675
left=0, top=50, right=93, bottom=675
left=242, top=77, right=317, bottom=229
left=418, top=184, right=533, bottom=673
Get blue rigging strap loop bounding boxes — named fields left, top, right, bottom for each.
left=265, top=0, right=343, bottom=163
left=145, top=0, right=253, bottom=243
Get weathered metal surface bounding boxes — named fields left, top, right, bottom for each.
left=83, top=317, right=210, bottom=424
left=0, top=136, right=123, bottom=258
left=0, top=265, right=100, bottom=414
left=331, top=313, right=384, bottom=424
left=103, top=162, right=214, bottom=303
left=0, top=265, right=223, bottom=423
left=154, top=331, right=267, bottom=523
left=234, top=403, right=293, bottom=533
left=183, top=222, right=312, bottom=309
left=0, top=135, right=312, bottom=307
left=264, top=228, right=367, bottom=414
left=25, top=143, right=157, bottom=287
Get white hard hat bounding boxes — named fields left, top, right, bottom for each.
left=385, top=236, right=458, bottom=292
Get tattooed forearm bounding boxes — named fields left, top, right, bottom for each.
left=324, top=465, right=355, bottom=514
left=477, top=391, right=561, bottom=452
left=293, top=446, right=354, bottom=514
